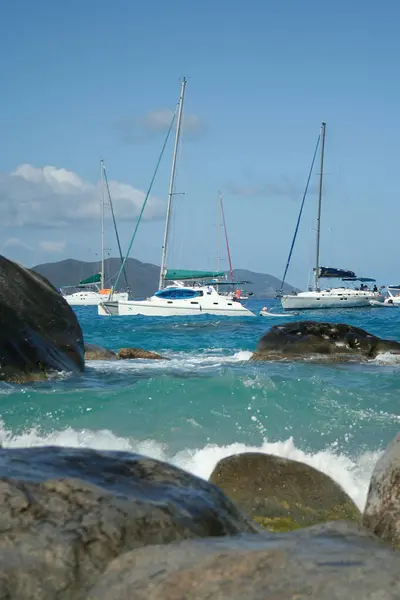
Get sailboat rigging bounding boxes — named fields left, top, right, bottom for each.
left=62, top=160, right=129, bottom=306
left=214, top=191, right=252, bottom=300
left=98, top=79, right=255, bottom=317
left=281, top=122, right=383, bottom=310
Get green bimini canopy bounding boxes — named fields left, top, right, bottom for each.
left=164, top=269, right=225, bottom=281
left=79, top=273, right=101, bottom=285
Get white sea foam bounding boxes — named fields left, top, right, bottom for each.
left=86, top=349, right=253, bottom=374
left=372, top=352, right=400, bottom=365
left=0, top=424, right=380, bottom=511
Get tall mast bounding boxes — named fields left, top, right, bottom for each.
left=314, top=121, right=326, bottom=291
left=216, top=190, right=222, bottom=293
left=220, top=193, right=234, bottom=282
left=100, top=158, right=105, bottom=290
left=217, top=190, right=222, bottom=272
left=159, top=77, right=187, bottom=289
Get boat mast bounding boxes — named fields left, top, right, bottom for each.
left=217, top=190, right=222, bottom=272
left=314, top=121, right=326, bottom=291
left=100, top=158, right=105, bottom=290
left=220, top=193, right=234, bottom=283
left=159, top=77, right=187, bottom=289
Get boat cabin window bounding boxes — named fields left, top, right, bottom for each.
left=155, top=288, right=202, bottom=300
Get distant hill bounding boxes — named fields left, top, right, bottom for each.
left=31, top=258, right=299, bottom=298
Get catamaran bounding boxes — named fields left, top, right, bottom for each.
left=281, top=122, right=383, bottom=310
left=63, top=160, right=129, bottom=306
left=98, top=79, right=255, bottom=318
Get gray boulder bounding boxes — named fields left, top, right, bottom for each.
left=363, top=432, right=400, bottom=548
left=87, top=521, right=400, bottom=600
left=252, top=321, right=400, bottom=361
left=0, top=256, right=84, bottom=382
left=0, top=446, right=257, bottom=600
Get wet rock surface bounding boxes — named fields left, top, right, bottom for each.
left=0, top=446, right=257, bottom=600
left=0, top=444, right=398, bottom=599
left=84, top=343, right=117, bottom=361
left=363, top=432, right=400, bottom=548
left=87, top=522, right=400, bottom=600
left=84, top=345, right=168, bottom=361
left=0, top=256, right=84, bottom=382
left=252, top=320, right=400, bottom=361
left=117, top=347, right=167, bottom=360
left=209, top=453, right=361, bottom=531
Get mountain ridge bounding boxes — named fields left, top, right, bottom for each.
left=31, top=258, right=299, bottom=298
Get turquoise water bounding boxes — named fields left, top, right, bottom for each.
left=1, top=298, right=400, bottom=510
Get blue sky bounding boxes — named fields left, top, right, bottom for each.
left=1, top=0, right=399, bottom=288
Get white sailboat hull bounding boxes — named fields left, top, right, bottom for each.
left=64, top=291, right=129, bottom=307
left=98, top=285, right=255, bottom=317
left=281, top=289, right=384, bottom=310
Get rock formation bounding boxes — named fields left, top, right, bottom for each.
left=0, top=255, right=84, bottom=382
left=363, top=432, right=400, bottom=548
left=252, top=321, right=400, bottom=361
left=210, top=452, right=360, bottom=531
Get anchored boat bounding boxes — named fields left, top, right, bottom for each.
left=98, top=79, right=255, bottom=318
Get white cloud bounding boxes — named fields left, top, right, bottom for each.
left=0, top=164, right=164, bottom=228
left=2, top=237, right=32, bottom=250
left=114, top=108, right=204, bottom=143
left=39, top=241, right=66, bottom=253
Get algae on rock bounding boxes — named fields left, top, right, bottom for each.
left=210, top=452, right=361, bottom=531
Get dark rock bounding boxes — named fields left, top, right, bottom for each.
left=363, top=432, right=400, bottom=548
left=0, top=256, right=84, bottom=382
left=84, top=343, right=117, bottom=361
left=0, top=446, right=257, bottom=599
left=87, top=521, right=400, bottom=600
left=252, top=320, right=400, bottom=361
left=117, top=347, right=167, bottom=360
left=209, top=453, right=360, bottom=531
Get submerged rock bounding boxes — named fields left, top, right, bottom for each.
left=87, top=521, right=400, bottom=600
left=252, top=320, right=400, bottom=361
left=84, top=343, right=117, bottom=361
left=0, top=256, right=84, bottom=382
left=210, top=453, right=360, bottom=531
left=363, top=432, right=400, bottom=548
left=117, top=347, right=167, bottom=360
left=84, top=345, right=167, bottom=361
left=0, top=446, right=257, bottom=599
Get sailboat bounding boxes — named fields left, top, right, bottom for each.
left=212, top=191, right=252, bottom=300
left=98, top=79, right=255, bottom=317
left=281, top=122, right=383, bottom=310
left=62, top=161, right=129, bottom=306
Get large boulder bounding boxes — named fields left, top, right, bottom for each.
left=210, top=453, right=361, bottom=531
left=0, top=446, right=258, bottom=600
left=0, top=256, right=84, bottom=382
left=363, top=433, right=400, bottom=548
left=87, top=521, right=400, bottom=600
left=252, top=320, right=400, bottom=361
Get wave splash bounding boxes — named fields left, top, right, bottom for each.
left=0, top=423, right=380, bottom=511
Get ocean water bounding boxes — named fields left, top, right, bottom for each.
left=1, top=298, right=400, bottom=512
